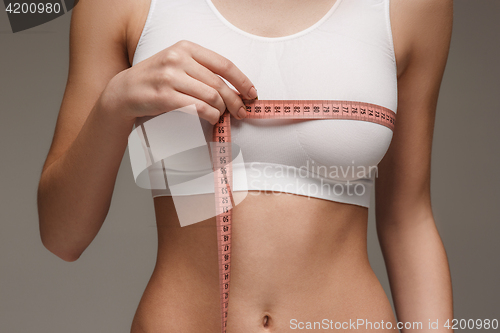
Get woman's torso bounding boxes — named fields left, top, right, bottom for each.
left=125, top=0, right=410, bottom=331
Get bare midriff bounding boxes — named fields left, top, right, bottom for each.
left=130, top=191, right=398, bottom=332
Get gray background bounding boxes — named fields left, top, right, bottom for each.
left=1, top=1, right=499, bottom=332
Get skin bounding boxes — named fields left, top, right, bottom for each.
left=37, top=0, right=454, bottom=332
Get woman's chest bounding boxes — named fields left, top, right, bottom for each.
left=208, top=0, right=340, bottom=38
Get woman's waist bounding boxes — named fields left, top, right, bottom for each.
left=146, top=192, right=388, bottom=332
left=140, top=256, right=393, bottom=332
left=153, top=241, right=373, bottom=295
left=153, top=191, right=370, bottom=270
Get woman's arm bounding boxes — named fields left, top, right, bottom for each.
left=37, top=0, right=138, bottom=262
left=375, top=0, right=454, bottom=331
left=37, top=0, right=257, bottom=262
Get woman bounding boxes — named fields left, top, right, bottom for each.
left=37, top=0, right=454, bottom=331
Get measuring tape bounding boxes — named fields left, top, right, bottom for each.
left=210, top=99, right=395, bottom=332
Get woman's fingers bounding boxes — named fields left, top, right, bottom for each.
left=168, top=91, right=225, bottom=125
left=173, top=66, right=225, bottom=113
left=181, top=41, right=257, bottom=98
left=153, top=75, right=225, bottom=125
left=109, top=40, right=257, bottom=123
left=182, top=58, right=247, bottom=120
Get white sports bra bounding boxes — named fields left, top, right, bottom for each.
left=129, top=0, right=398, bottom=209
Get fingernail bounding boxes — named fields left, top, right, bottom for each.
left=248, top=86, right=258, bottom=100
left=238, top=105, right=247, bottom=119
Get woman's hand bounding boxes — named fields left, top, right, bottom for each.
left=101, top=39, right=258, bottom=125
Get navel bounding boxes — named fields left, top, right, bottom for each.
left=262, top=314, right=271, bottom=329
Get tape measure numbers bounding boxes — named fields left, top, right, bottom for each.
left=210, top=100, right=396, bottom=332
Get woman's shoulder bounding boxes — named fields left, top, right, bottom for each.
left=71, top=0, right=151, bottom=67
left=390, top=0, right=453, bottom=78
